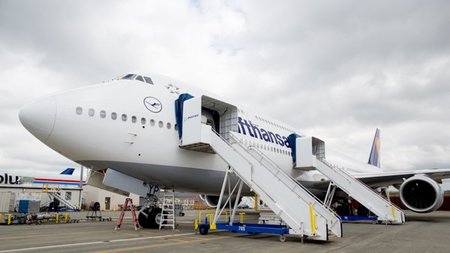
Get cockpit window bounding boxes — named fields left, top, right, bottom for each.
left=136, top=75, right=144, bottom=82
left=120, top=73, right=154, bottom=85
left=121, top=74, right=136, bottom=80
left=143, top=76, right=153, bottom=84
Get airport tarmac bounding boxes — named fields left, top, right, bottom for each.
left=0, top=210, right=449, bottom=253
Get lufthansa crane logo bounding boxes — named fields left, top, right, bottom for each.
left=143, top=96, right=162, bottom=113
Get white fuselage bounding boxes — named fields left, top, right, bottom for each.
left=19, top=74, right=381, bottom=196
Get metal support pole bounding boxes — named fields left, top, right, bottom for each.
left=213, top=168, right=230, bottom=224
left=230, top=180, right=244, bottom=225
left=79, top=166, right=84, bottom=210
left=228, top=172, right=232, bottom=216
left=384, top=187, right=391, bottom=202
left=324, top=181, right=336, bottom=207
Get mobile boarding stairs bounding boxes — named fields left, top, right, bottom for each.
left=176, top=95, right=404, bottom=242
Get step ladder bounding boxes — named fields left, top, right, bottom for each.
left=294, top=136, right=405, bottom=224
left=115, top=198, right=140, bottom=230
left=159, top=189, right=176, bottom=230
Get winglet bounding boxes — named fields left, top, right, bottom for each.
left=368, top=129, right=381, bottom=168
left=60, top=168, right=75, bottom=175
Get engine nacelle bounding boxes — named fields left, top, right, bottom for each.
left=399, top=174, right=444, bottom=213
left=199, top=194, right=240, bottom=208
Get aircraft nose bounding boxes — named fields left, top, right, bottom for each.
left=19, top=96, right=57, bottom=143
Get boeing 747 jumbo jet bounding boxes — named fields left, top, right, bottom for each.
left=19, top=73, right=450, bottom=231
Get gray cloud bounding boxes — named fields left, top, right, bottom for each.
left=0, top=0, right=449, bottom=176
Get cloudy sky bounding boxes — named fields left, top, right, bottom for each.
left=1, top=0, right=449, bottom=178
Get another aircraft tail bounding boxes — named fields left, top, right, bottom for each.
left=368, top=128, right=381, bottom=168
left=60, top=168, right=75, bottom=175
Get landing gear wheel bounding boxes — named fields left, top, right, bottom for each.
left=138, top=207, right=162, bottom=228
left=279, top=234, right=287, bottom=242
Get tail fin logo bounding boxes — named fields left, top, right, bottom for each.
left=60, top=168, right=75, bottom=175
left=368, top=129, right=381, bottom=168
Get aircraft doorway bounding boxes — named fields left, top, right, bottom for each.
left=200, top=96, right=238, bottom=142
left=105, top=197, right=111, bottom=210
left=201, top=108, right=220, bottom=133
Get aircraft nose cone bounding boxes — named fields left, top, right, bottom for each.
left=19, top=96, right=57, bottom=143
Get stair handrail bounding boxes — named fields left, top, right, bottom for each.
left=49, top=192, right=78, bottom=210
left=211, top=128, right=255, bottom=172
left=210, top=128, right=278, bottom=204
left=229, top=132, right=333, bottom=210
left=318, top=158, right=404, bottom=212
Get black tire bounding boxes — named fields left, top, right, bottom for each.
left=138, top=207, right=162, bottom=229
left=199, top=224, right=209, bottom=235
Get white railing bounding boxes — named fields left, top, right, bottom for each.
left=228, top=132, right=342, bottom=232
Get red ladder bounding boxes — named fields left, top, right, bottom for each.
left=115, top=198, right=140, bottom=230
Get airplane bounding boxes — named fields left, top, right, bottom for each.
left=0, top=167, right=83, bottom=189
left=0, top=167, right=83, bottom=212
left=18, top=73, right=450, bottom=228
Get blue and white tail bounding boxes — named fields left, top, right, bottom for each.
left=60, top=168, right=75, bottom=175
left=368, top=128, right=381, bottom=168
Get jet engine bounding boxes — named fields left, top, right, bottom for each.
left=399, top=174, right=444, bottom=213
left=199, top=194, right=240, bottom=208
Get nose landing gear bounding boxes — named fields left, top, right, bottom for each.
left=138, top=207, right=162, bottom=228
left=138, top=193, right=163, bottom=229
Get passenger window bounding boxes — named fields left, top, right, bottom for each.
left=158, top=121, right=163, bottom=128
left=111, top=112, right=117, bottom=120
left=76, top=107, right=83, bottom=115
left=167, top=122, right=171, bottom=129
left=122, top=114, right=127, bottom=121
left=88, top=108, right=95, bottom=117
left=100, top=110, right=106, bottom=118
left=131, top=116, right=137, bottom=123
left=150, top=119, right=155, bottom=126
left=141, top=118, right=147, bottom=125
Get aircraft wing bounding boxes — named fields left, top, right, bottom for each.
left=354, top=168, right=450, bottom=188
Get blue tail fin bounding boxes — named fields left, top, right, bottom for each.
left=60, top=168, right=75, bottom=175
left=368, top=129, right=381, bottom=168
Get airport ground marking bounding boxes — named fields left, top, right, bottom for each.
left=0, top=232, right=196, bottom=253
left=0, top=229, right=114, bottom=241
left=94, top=236, right=229, bottom=253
